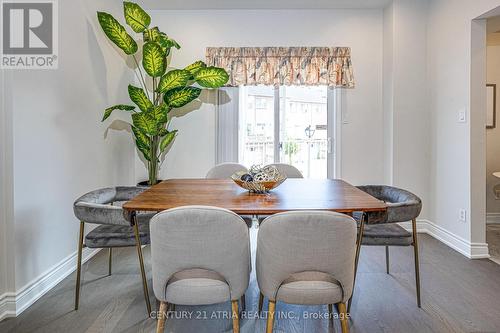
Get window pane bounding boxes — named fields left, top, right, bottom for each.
left=238, top=86, right=275, bottom=167
left=279, top=86, right=328, bottom=178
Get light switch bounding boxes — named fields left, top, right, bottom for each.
left=458, top=109, right=467, bottom=123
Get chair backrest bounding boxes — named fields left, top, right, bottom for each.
left=150, top=206, right=250, bottom=301
left=268, top=163, right=304, bottom=178
left=206, top=163, right=248, bottom=179
left=357, top=185, right=422, bottom=223
left=256, top=211, right=356, bottom=303
left=73, top=186, right=144, bottom=226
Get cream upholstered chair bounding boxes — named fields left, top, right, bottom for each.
left=206, top=162, right=248, bottom=179
left=256, top=211, right=357, bottom=333
left=268, top=163, right=303, bottom=178
left=150, top=206, right=250, bottom=333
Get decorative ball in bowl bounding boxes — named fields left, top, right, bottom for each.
left=231, top=165, right=287, bottom=193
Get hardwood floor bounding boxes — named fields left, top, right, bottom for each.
left=487, top=224, right=500, bottom=264
left=1, top=229, right=500, bottom=333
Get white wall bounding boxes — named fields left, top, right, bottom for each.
left=383, top=2, right=394, bottom=185
left=383, top=0, right=430, bottom=219
left=426, top=0, right=500, bottom=251
left=0, top=0, right=135, bottom=317
left=486, top=45, right=500, bottom=215
left=0, top=67, right=14, bottom=314
left=143, top=9, right=385, bottom=185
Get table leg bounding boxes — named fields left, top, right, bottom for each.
left=348, top=212, right=365, bottom=313
left=132, top=212, right=152, bottom=316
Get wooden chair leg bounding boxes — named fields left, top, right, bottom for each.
left=74, top=221, right=84, bottom=311
left=232, top=300, right=240, bottom=333
left=156, top=301, right=168, bottom=333
left=385, top=246, right=390, bottom=274
left=412, top=218, right=422, bottom=308
left=338, top=302, right=349, bottom=333
left=258, top=292, right=264, bottom=313
left=266, top=300, right=276, bottom=333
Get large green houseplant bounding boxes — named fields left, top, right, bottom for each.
left=98, top=2, right=228, bottom=185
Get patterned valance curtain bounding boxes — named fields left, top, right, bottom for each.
left=206, top=47, right=354, bottom=87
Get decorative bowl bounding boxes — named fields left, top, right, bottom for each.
left=231, top=165, right=287, bottom=193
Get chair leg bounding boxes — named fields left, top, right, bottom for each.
left=240, top=294, right=246, bottom=312
left=232, top=300, right=240, bottom=333
left=156, top=301, right=168, bottom=333
left=108, top=248, right=112, bottom=276
left=412, top=218, right=422, bottom=308
left=74, top=221, right=85, bottom=311
left=258, top=292, right=264, bottom=313
left=385, top=246, right=390, bottom=274
left=338, top=302, right=349, bottom=333
left=266, top=300, right=276, bottom=333
left=348, top=212, right=365, bottom=313
left=133, top=214, right=152, bottom=316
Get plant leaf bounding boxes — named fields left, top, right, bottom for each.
left=160, top=130, right=177, bottom=152
left=132, top=126, right=149, bottom=148
left=142, top=42, right=165, bottom=77
left=194, top=66, right=229, bottom=88
left=148, top=103, right=169, bottom=124
left=132, top=111, right=157, bottom=136
left=136, top=141, right=151, bottom=161
left=157, top=69, right=191, bottom=93
left=158, top=127, right=169, bottom=136
left=123, top=2, right=150, bottom=33
left=158, top=34, right=180, bottom=50
left=97, top=11, right=137, bottom=55
left=128, top=85, right=152, bottom=112
left=132, top=125, right=151, bottom=161
left=164, top=87, right=201, bottom=108
left=143, top=27, right=160, bottom=42
left=102, top=104, right=135, bottom=121
left=184, top=61, right=206, bottom=76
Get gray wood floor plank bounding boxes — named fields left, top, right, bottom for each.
left=1, top=231, right=500, bottom=333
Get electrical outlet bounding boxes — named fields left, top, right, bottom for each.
left=459, top=209, right=467, bottom=222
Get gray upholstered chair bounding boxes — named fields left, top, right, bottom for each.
left=256, top=211, right=357, bottom=333
left=73, top=187, right=154, bottom=314
left=206, top=162, right=248, bottom=179
left=268, top=163, right=304, bottom=178
left=206, top=163, right=253, bottom=230
left=354, top=185, right=422, bottom=308
left=150, top=206, right=250, bottom=333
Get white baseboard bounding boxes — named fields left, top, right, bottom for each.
left=0, top=247, right=101, bottom=322
left=486, top=213, right=500, bottom=224
left=399, top=219, right=490, bottom=259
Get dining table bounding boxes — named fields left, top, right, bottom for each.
left=123, top=178, right=388, bottom=312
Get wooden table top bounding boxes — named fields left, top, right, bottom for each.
left=123, top=178, right=387, bottom=215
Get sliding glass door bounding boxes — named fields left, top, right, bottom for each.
left=238, top=85, right=335, bottom=179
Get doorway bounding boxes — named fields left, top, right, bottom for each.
left=485, top=15, right=500, bottom=264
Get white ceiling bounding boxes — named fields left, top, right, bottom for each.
left=141, top=0, right=392, bottom=10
